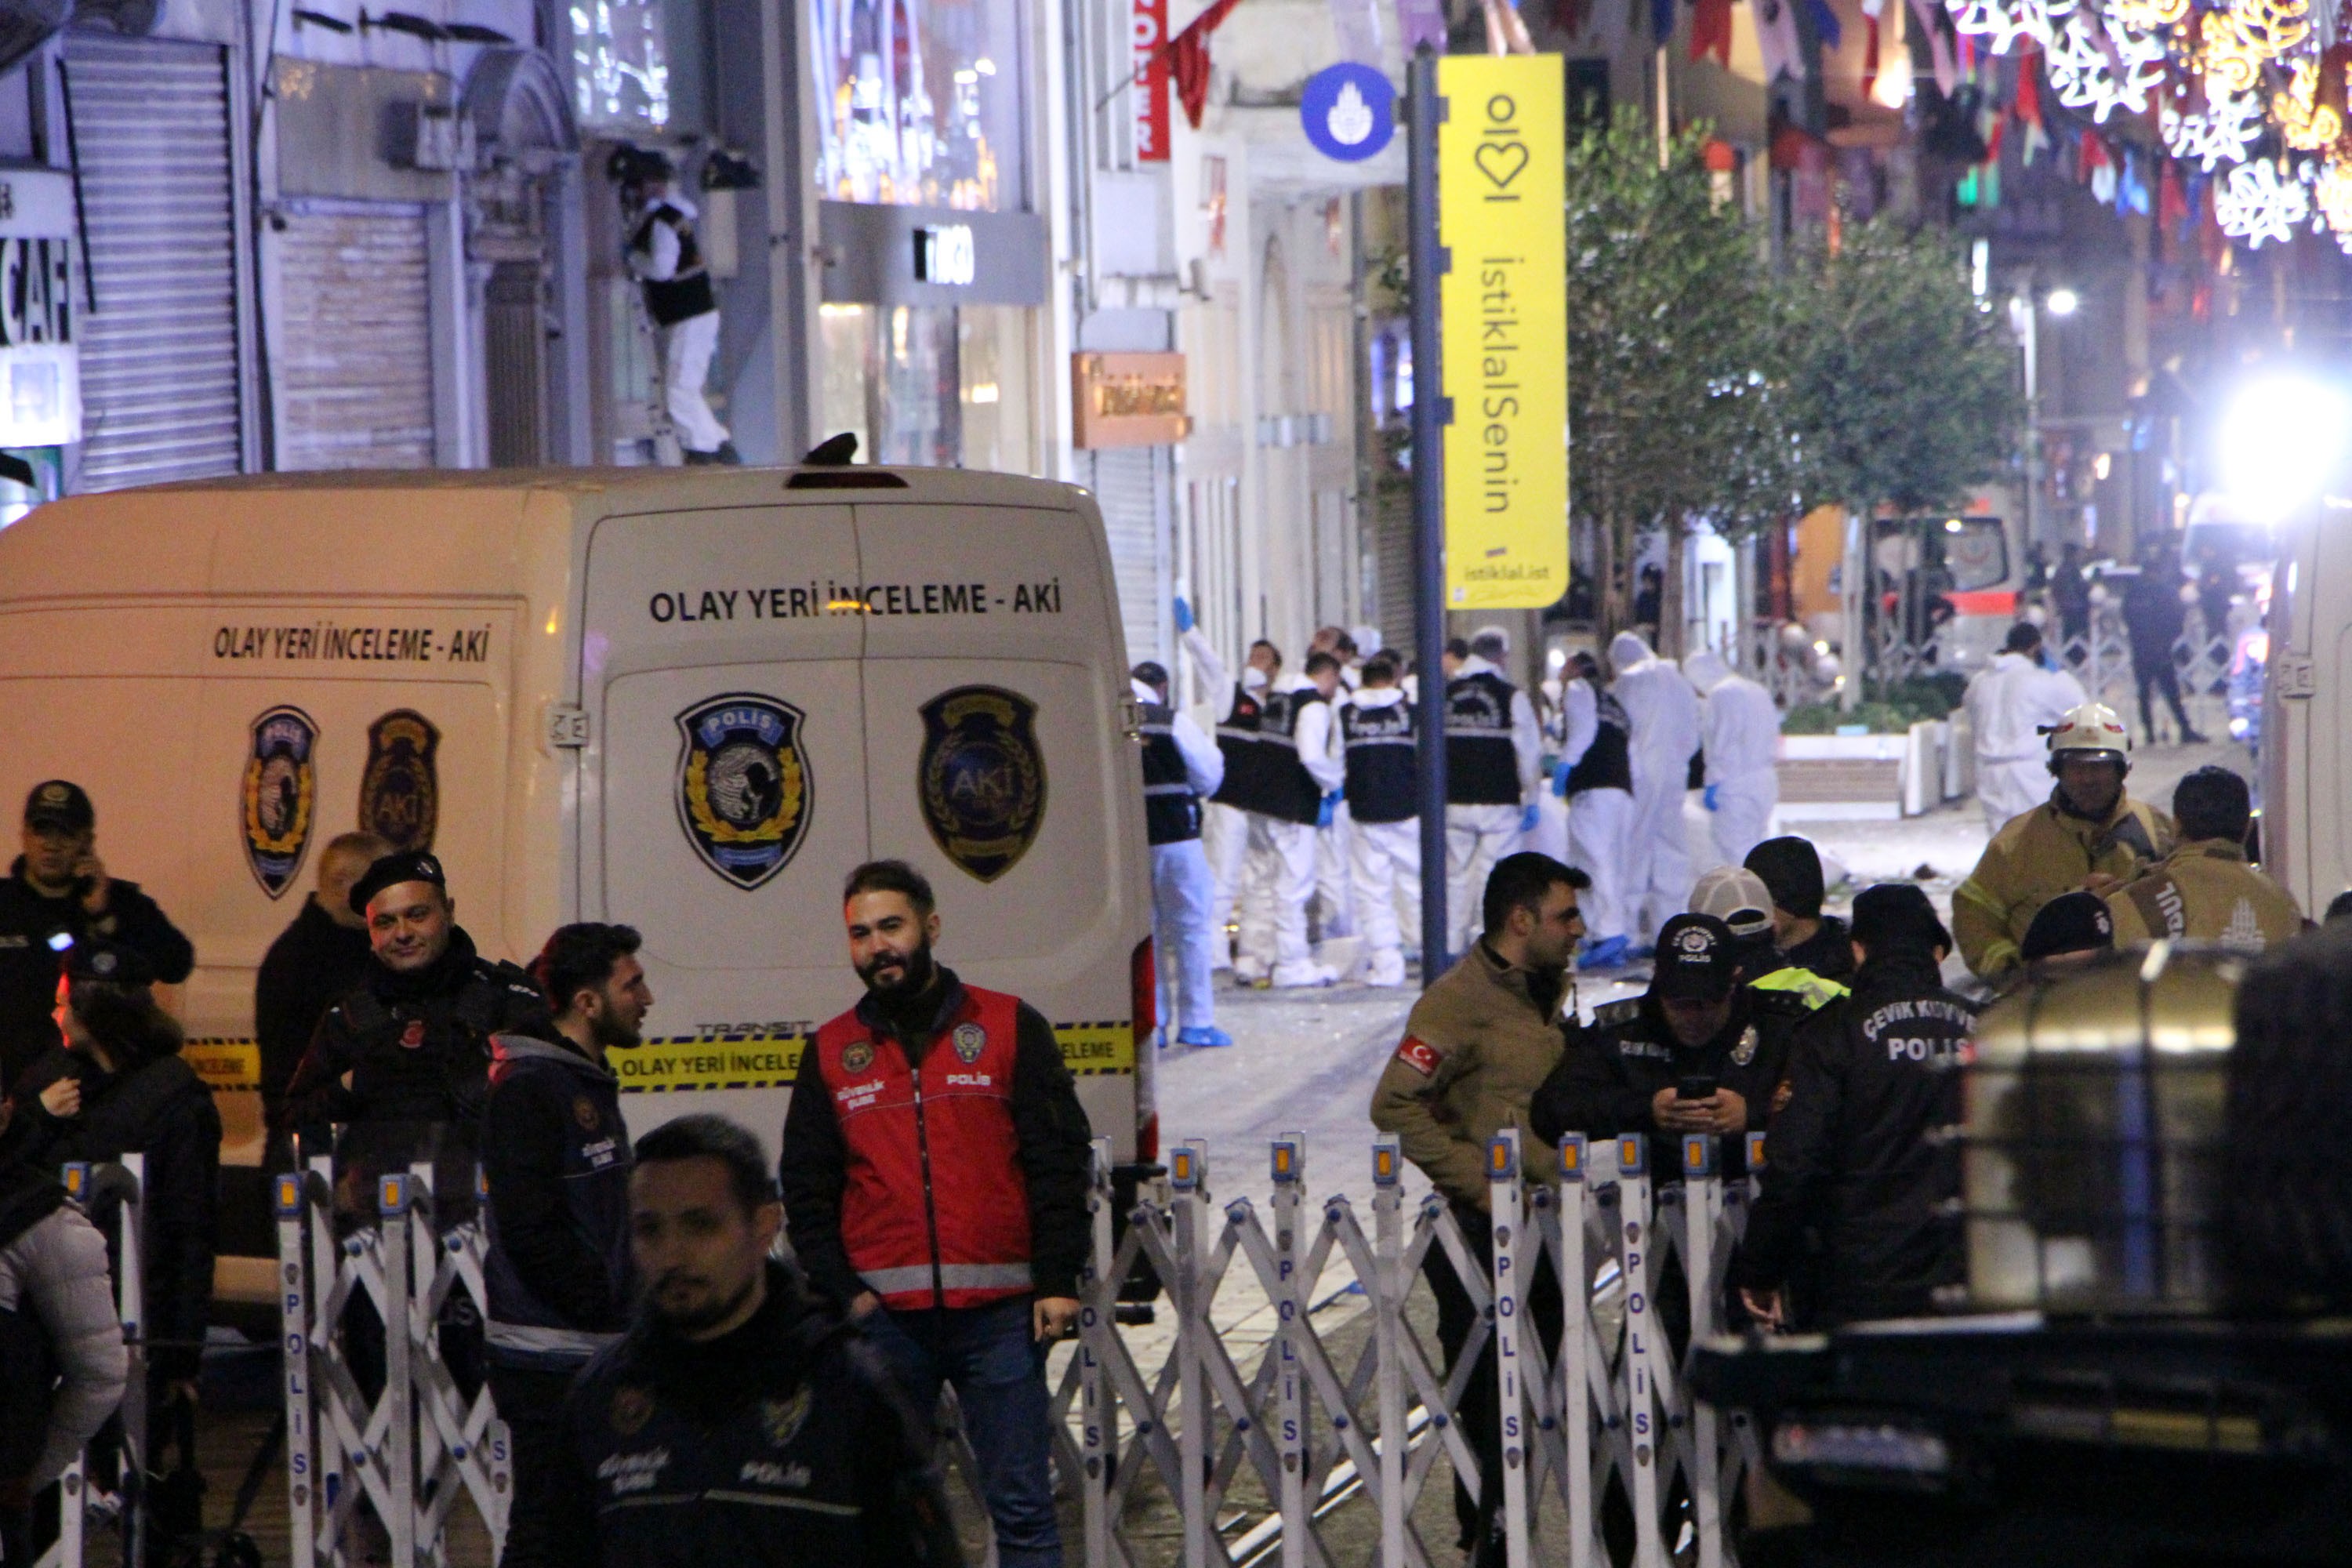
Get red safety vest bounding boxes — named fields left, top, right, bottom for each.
left=811, top=985, right=1035, bottom=1311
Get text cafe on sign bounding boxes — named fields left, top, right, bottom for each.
left=1436, top=55, right=1568, bottom=611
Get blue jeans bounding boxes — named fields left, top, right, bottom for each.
left=862, top=1295, right=1062, bottom=1568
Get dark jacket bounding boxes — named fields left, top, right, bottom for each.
left=2122, top=570, right=2188, bottom=665
left=546, top=1260, right=964, bottom=1568
left=254, top=900, right=376, bottom=1128
left=1730, top=953, right=1976, bottom=1325
left=779, top=966, right=1091, bottom=1311
left=13, top=1047, right=221, bottom=1381
left=281, top=927, right=554, bottom=1215
left=1530, top=989, right=1806, bottom=1177
left=0, top=862, right=194, bottom=1094
left=1779, top=916, right=1856, bottom=982
left=481, top=1033, right=634, bottom=1369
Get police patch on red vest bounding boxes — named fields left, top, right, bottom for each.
left=1394, top=1036, right=1440, bottom=1076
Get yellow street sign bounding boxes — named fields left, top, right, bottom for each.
left=1436, top=55, right=1570, bottom=609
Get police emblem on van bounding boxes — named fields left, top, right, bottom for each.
left=360, top=710, right=441, bottom=851
left=677, top=694, right=811, bottom=889
left=917, top=687, right=1046, bottom=883
left=241, top=706, right=318, bottom=898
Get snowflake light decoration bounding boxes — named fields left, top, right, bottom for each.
left=2214, top=159, right=2313, bottom=246
left=2274, top=57, right=2347, bottom=153
left=2162, top=85, right=2265, bottom=169
left=1944, top=0, right=2059, bottom=55
left=2043, top=5, right=2165, bottom=121
left=2313, top=159, right=2352, bottom=234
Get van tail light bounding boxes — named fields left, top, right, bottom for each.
left=1131, top=935, right=1157, bottom=1163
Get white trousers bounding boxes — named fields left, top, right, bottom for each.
left=1239, top=814, right=1319, bottom=979
left=1529, top=789, right=1571, bottom=864
left=1710, top=768, right=1779, bottom=869
left=1566, top=786, right=1635, bottom=942
left=1316, top=802, right=1356, bottom=938
left=1150, top=838, right=1218, bottom=1033
left=1977, top=757, right=2048, bottom=835
left=1627, top=773, right=1693, bottom=944
left=662, top=309, right=731, bottom=453
left=1349, top=818, right=1422, bottom=978
left=1203, top=801, right=1250, bottom=966
left=1445, top=802, right=1523, bottom=955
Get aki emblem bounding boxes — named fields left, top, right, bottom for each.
left=953, top=1022, right=987, bottom=1064
left=242, top=705, right=318, bottom=898
left=760, top=1387, right=812, bottom=1448
left=917, top=686, right=1047, bottom=883
left=841, top=1039, right=875, bottom=1073
left=677, top=694, right=811, bottom=890
left=360, top=710, right=441, bottom=851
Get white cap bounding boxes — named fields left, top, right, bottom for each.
left=1690, top=866, right=1775, bottom=942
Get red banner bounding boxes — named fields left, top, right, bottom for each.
left=1133, top=0, right=1171, bottom=162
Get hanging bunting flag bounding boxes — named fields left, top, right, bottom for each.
left=1692, top=0, right=1734, bottom=63
left=1755, top=0, right=1806, bottom=82
left=2158, top=160, right=2189, bottom=243
left=1486, top=0, right=1537, bottom=53
left=1907, top=0, right=1958, bottom=95
left=1861, top=13, right=1881, bottom=96
left=1396, top=0, right=1448, bottom=50
left=1806, top=0, right=1842, bottom=49
left=1651, top=0, right=1676, bottom=45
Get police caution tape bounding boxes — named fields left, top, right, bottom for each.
left=183, top=1040, right=263, bottom=1093
left=616, top=1023, right=1136, bottom=1093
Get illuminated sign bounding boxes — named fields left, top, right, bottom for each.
left=1436, top=55, right=1569, bottom=610
left=913, top=223, right=976, bottom=285
left=1071, top=352, right=1187, bottom=448
left=0, top=171, right=80, bottom=448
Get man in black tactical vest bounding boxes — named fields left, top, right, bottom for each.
left=1132, top=661, right=1232, bottom=1047
left=281, top=851, right=556, bottom=1218
left=1341, top=653, right=1421, bottom=987
left=1444, top=628, right=1543, bottom=957
left=619, top=150, right=737, bottom=464
left=1234, top=652, right=1346, bottom=987
left=1555, top=650, right=1636, bottom=967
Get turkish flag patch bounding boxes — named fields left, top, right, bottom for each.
left=1394, top=1036, right=1440, bottom=1077
left=400, top=1019, right=426, bottom=1050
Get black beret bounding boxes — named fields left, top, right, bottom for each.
left=349, top=851, right=447, bottom=916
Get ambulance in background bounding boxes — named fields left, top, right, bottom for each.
left=1791, top=487, right=2023, bottom=677
left=0, top=467, right=1158, bottom=1313
left=2259, top=504, right=2352, bottom=913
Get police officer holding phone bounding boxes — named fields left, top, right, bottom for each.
left=0, top=782, right=194, bottom=1094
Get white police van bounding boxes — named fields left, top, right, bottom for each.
left=2262, top=508, right=2352, bottom=913
left=0, top=466, right=1158, bottom=1310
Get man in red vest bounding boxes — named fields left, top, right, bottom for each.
left=780, top=859, right=1091, bottom=1568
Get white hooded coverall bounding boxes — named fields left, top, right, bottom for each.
left=1443, top=653, right=1544, bottom=955
left=1239, top=676, right=1346, bottom=986
left=1558, top=673, right=1635, bottom=944
left=1183, top=624, right=1251, bottom=964
left=1610, top=631, right=1700, bottom=943
left=1965, top=651, right=2087, bottom=832
left=1685, top=649, right=1782, bottom=868
left=1136, top=677, right=1225, bottom=1033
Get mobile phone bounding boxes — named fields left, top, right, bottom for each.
left=1676, top=1075, right=1717, bottom=1101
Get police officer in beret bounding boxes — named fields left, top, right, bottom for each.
left=1, top=781, right=194, bottom=1095
left=281, top=852, right=554, bottom=1217
left=1532, top=912, right=1803, bottom=1175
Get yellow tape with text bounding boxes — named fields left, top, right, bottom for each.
left=615, top=1024, right=1136, bottom=1093
left=1437, top=53, right=1570, bottom=610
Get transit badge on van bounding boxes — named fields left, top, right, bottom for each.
left=918, top=685, right=1047, bottom=883
left=676, top=693, right=813, bottom=889
left=242, top=705, right=319, bottom=897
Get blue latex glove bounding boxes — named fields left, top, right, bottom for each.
left=1318, top=789, right=1342, bottom=828
left=1519, top=802, right=1541, bottom=834
left=1552, top=760, right=1573, bottom=798
left=1174, top=596, right=1195, bottom=633
left=1703, top=783, right=1721, bottom=811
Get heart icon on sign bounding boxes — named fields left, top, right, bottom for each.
left=1474, top=139, right=1529, bottom=188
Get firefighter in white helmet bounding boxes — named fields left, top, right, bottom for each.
left=1953, top=700, right=2174, bottom=985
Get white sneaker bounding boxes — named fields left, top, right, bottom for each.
left=1270, top=959, right=1338, bottom=989
left=1364, top=953, right=1407, bottom=987
left=1232, top=954, right=1272, bottom=985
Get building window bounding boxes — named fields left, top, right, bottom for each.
left=572, top=0, right=670, bottom=130
left=808, top=0, right=1027, bottom=211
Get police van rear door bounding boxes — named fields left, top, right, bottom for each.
left=579, top=502, right=869, bottom=1142
left=852, top=496, right=1152, bottom=1163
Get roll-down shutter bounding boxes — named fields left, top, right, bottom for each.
left=1085, top=445, right=1169, bottom=667
left=275, top=208, right=434, bottom=469
left=64, top=32, right=244, bottom=491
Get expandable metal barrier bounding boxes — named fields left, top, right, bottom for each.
left=38, top=1156, right=145, bottom=1568
left=1058, top=1128, right=1765, bottom=1568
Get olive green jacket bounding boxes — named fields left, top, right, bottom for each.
left=1955, top=793, right=2174, bottom=984
left=2107, top=839, right=2306, bottom=952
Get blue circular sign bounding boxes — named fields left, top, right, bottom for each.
left=1301, top=64, right=1396, bottom=163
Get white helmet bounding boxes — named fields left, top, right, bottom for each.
left=2045, top=701, right=2131, bottom=768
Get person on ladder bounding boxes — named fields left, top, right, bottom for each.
left=621, top=151, right=739, bottom=466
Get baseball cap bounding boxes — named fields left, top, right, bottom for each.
left=2021, top=891, right=2114, bottom=962
left=1689, top=866, right=1775, bottom=944
left=1744, top=836, right=1825, bottom=920
left=1849, top=884, right=1952, bottom=956
left=63, top=937, right=156, bottom=989
left=349, top=851, right=448, bottom=916
left=1651, top=913, right=1737, bottom=1003
left=24, top=780, right=94, bottom=834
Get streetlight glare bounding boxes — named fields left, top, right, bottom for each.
left=2221, top=374, right=2352, bottom=521
left=2045, top=287, right=2081, bottom=317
